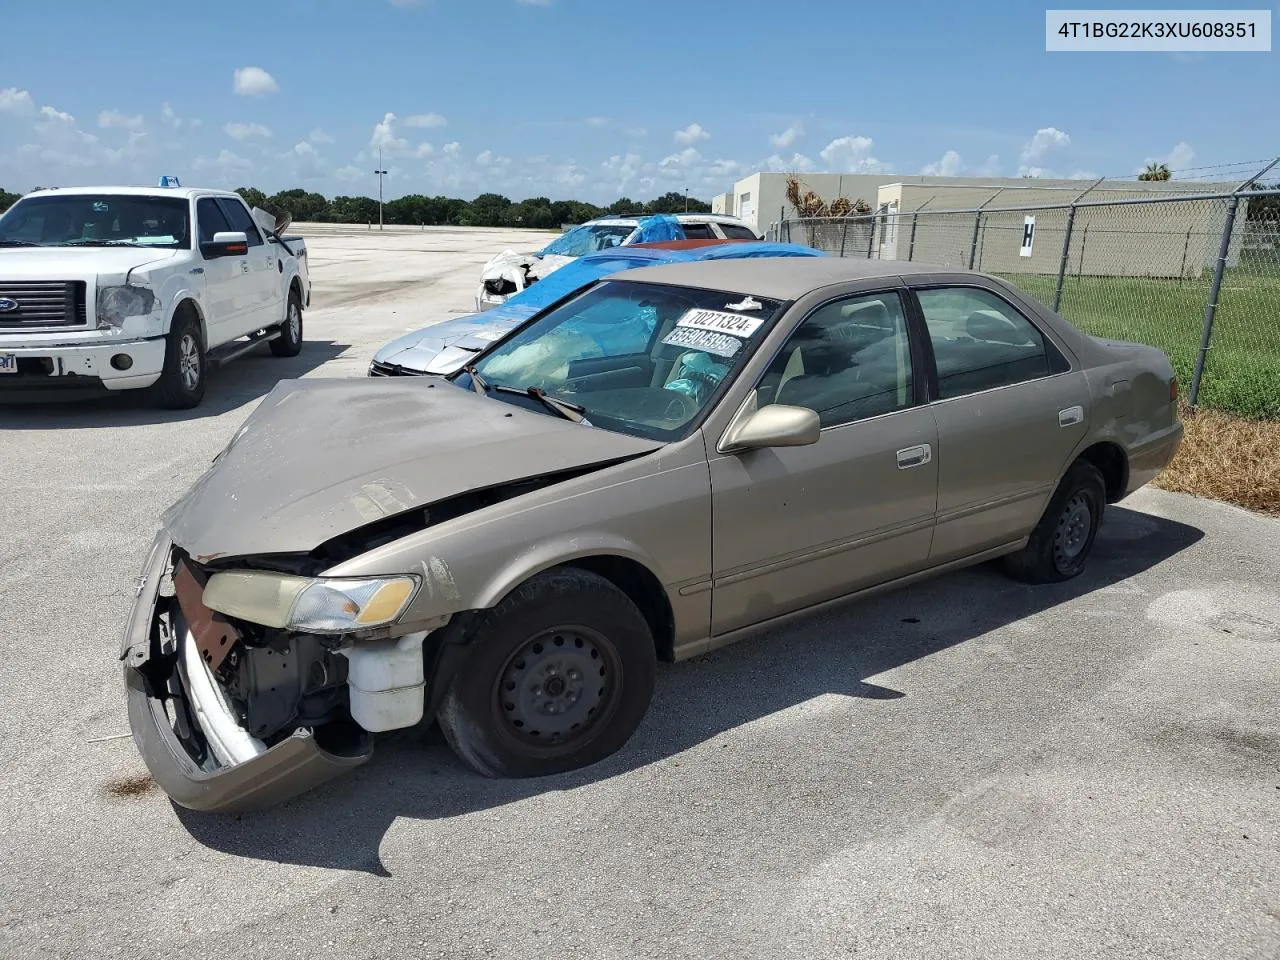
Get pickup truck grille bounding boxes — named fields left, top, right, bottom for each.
left=0, top=281, right=88, bottom=327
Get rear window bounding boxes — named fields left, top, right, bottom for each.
left=681, top=223, right=717, bottom=240
left=718, top=223, right=759, bottom=240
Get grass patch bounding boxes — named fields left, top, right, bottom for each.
left=995, top=267, right=1280, bottom=420
left=1153, top=404, right=1280, bottom=515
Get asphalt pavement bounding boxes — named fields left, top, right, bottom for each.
left=1, top=225, right=1277, bottom=960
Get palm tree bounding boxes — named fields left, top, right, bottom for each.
left=1138, top=162, right=1172, bottom=182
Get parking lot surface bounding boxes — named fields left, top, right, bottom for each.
left=1, top=226, right=1277, bottom=960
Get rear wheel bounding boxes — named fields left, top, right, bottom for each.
left=437, top=568, right=656, bottom=778
left=152, top=313, right=206, bottom=409
left=270, top=289, right=303, bottom=358
left=1001, top=460, right=1106, bottom=583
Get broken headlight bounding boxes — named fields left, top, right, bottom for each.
left=202, top=572, right=419, bottom=634
left=96, top=283, right=160, bottom=329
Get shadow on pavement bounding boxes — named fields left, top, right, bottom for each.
left=0, top=340, right=347, bottom=429
left=176, top=504, right=1204, bottom=874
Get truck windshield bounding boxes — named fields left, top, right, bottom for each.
left=0, top=195, right=191, bottom=249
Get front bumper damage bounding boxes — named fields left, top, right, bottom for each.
left=120, top=532, right=373, bottom=813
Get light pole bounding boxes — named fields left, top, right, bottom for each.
left=684, top=187, right=689, bottom=212
left=374, top=149, right=387, bottom=231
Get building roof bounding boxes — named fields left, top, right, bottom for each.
left=612, top=256, right=962, bottom=300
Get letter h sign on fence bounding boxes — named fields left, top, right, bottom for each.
left=1019, top=216, right=1036, bottom=258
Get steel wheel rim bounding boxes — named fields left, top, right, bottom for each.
left=495, top=626, right=619, bottom=746
left=178, top=334, right=200, bottom=390
left=287, top=302, right=301, bottom=341
left=1054, top=492, right=1092, bottom=567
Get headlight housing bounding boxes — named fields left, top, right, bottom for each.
left=202, top=572, right=420, bottom=634
left=96, top=283, right=159, bottom=329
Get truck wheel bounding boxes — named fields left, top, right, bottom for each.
left=152, top=314, right=206, bottom=409
left=270, top=290, right=303, bottom=358
left=437, top=568, right=656, bottom=778
left=1001, top=460, right=1106, bottom=584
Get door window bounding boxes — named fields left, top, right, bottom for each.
left=214, top=198, right=264, bottom=246
left=681, top=223, right=717, bottom=240
left=757, top=291, right=915, bottom=427
left=197, top=198, right=232, bottom=244
left=915, top=287, right=1068, bottom=400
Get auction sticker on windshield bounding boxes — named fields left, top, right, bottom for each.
left=0, top=354, right=17, bottom=374
left=661, top=326, right=742, bottom=358
left=674, top=308, right=766, bottom=337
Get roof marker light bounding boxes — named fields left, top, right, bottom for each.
left=158, top=176, right=181, bottom=188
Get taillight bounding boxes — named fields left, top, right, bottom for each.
left=1169, top=376, right=1179, bottom=402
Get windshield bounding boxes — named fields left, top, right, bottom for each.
left=540, top=223, right=638, bottom=258
left=0, top=194, right=191, bottom=248
left=464, top=279, right=786, bottom=441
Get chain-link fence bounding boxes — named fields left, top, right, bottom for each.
left=771, top=187, right=1280, bottom=420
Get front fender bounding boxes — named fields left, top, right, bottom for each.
left=472, top=533, right=663, bottom=610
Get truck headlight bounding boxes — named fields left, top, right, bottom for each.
left=202, top=572, right=420, bottom=634
left=96, top=283, right=159, bottom=329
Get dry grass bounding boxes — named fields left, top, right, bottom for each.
left=1154, top=404, right=1280, bottom=515
left=105, top=774, right=155, bottom=798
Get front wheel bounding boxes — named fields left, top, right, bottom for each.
left=152, top=314, right=206, bottom=409
left=437, top=568, right=656, bottom=778
left=1001, top=460, right=1106, bottom=584
left=269, top=290, right=303, bottom=358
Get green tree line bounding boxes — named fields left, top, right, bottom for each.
left=233, top=188, right=712, bottom=228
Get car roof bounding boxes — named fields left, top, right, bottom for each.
left=23, top=185, right=238, bottom=201
left=585, top=213, right=748, bottom=227
left=609, top=256, right=966, bottom=299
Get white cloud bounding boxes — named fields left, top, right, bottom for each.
left=370, top=112, right=409, bottom=154
left=976, top=154, right=1001, bottom=176
left=442, top=141, right=460, bottom=156
left=191, top=149, right=253, bottom=183
left=555, top=162, right=586, bottom=188
left=159, top=102, right=199, bottom=130
left=602, top=152, right=643, bottom=191
left=292, top=141, right=317, bottom=157
left=765, top=153, right=815, bottom=173
left=414, top=143, right=435, bottom=158
left=623, top=126, right=648, bottom=139
left=39, top=105, right=75, bottom=124
left=309, top=128, right=335, bottom=144
left=476, top=149, right=493, bottom=166
left=819, top=136, right=890, bottom=173
left=921, top=149, right=964, bottom=177
left=0, top=88, right=36, bottom=115
left=223, top=121, right=272, bottom=141
left=770, top=124, right=803, bottom=149
left=674, top=123, right=710, bottom=146
left=1018, top=126, right=1071, bottom=175
left=334, top=164, right=367, bottom=183
left=584, top=116, right=609, bottom=128
left=1142, top=141, right=1195, bottom=176
left=233, top=66, right=279, bottom=97
left=98, top=110, right=143, bottom=130
left=404, top=113, right=447, bottom=129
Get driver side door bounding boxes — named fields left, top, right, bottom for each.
left=195, top=197, right=250, bottom=345
left=707, top=287, right=939, bottom=635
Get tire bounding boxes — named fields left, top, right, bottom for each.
left=437, top=568, right=656, bottom=778
left=270, top=289, right=303, bottom=358
left=1001, top=460, right=1106, bottom=584
left=152, top=313, right=206, bottom=409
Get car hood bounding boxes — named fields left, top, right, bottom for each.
left=162, top=377, right=663, bottom=562
left=0, top=247, right=179, bottom=278
left=373, top=308, right=539, bottom=371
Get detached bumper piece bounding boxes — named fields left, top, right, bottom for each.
left=121, top=533, right=373, bottom=813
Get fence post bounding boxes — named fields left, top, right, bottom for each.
left=1188, top=196, right=1241, bottom=407
left=907, top=212, right=919, bottom=261
left=1052, top=205, right=1076, bottom=312
left=839, top=218, right=849, bottom=257
left=967, top=211, right=982, bottom=269
left=866, top=213, right=876, bottom=259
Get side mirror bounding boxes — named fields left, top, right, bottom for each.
left=718, top=398, right=821, bottom=453
left=201, top=231, right=249, bottom=259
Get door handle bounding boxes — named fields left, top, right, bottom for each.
left=896, top=444, right=932, bottom=469
left=1058, top=405, right=1084, bottom=427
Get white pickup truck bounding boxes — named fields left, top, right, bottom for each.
left=0, top=183, right=310, bottom=408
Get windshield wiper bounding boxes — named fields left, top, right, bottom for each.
left=56, top=239, right=143, bottom=247
left=494, top=384, right=587, bottom=423
left=0, top=239, right=41, bottom=247
left=463, top=365, right=489, bottom=395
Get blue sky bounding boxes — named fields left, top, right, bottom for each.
left=1, top=0, right=1275, bottom=202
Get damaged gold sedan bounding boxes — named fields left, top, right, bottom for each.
left=122, top=258, right=1182, bottom=811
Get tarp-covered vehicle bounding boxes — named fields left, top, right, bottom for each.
left=123, top=257, right=1182, bottom=812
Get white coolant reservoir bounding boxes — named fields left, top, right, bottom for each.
left=340, top=631, right=427, bottom=733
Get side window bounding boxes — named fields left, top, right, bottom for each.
left=718, top=223, right=760, bottom=240
left=214, top=198, right=263, bottom=246
left=681, top=223, right=717, bottom=240
left=196, top=198, right=231, bottom=245
left=916, top=287, right=1068, bottom=400
left=758, top=291, right=915, bottom=428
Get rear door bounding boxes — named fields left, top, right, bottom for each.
left=908, top=279, right=1090, bottom=563
left=215, top=197, right=279, bottom=333
left=707, top=284, right=939, bottom=635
